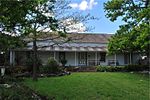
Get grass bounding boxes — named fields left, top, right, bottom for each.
left=24, top=72, right=150, bottom=100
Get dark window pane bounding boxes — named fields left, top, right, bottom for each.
left=100, top=53, right=106, bottom=62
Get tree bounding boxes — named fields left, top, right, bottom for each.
left=21, top=0, right=60, bottom=81
left=104, top=0, right=150, bottom=57
left=0, top=34, right=25, bottom=67
left=0, top=0, right=58, bottom=81
left=0, top=0, right=96, bottom=81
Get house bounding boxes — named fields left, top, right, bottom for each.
left=9, top=33, right=140, bottom=67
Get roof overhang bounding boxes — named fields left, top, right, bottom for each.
left=15, top=46, right=107, bottom=52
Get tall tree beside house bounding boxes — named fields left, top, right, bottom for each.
left=0, top=0, right=58, bottom=81
left=0, top=34, right=25, bottom=67
left=0, top=0, right=96, bottom=81
left=0, top=0, right=33, bottom=67
left=104, top=0, right=150, bottom=58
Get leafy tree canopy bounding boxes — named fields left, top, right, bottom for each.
left=104, top=0, right=150, bottom=56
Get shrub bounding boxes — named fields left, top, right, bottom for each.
left=96, top=66, right=107, bottom=72
left=12, top=66, right=27, bottom=74
left=96, top=66, right=124, bottom=72
left=40, top=57, right=60, bottom=74
left=65, top=66, right=76, bottom=72
left=124, top=64, right=149, bottom=71
left=96, top=64, right=149, bottom=72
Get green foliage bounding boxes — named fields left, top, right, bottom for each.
left=0, top=33, right=26, bottom=66
left=96, top=66, right=124, bottom=72
left=0, top=34, right=25, bottom=50
left=5, top=66, right=28, bottom=75
left=96, top=65, right=149, bottom=72
left=47, top=58, right=59, bottom=68
left=0, top=76, right=17, bottom=84
left=12, top=66, right=27, bottom=74
left=124, top=64, right=149, bottom=71
left=104, top=0, right=150, bottom=56
left=0, top=83, right=47, bottom=100
left=42, top=57, right=60, bottom=74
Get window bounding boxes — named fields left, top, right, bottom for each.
left=100, top=53, right=106, bottom=62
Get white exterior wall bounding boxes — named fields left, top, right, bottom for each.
left=116, top=54, right=125, bottom=65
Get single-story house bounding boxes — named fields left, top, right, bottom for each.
left=9, top=33, right=140, bottom=67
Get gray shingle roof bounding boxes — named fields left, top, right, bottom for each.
left=67, top=33, right=113, bottom=43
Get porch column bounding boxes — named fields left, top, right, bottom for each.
left=13, top=51, right=15, bottom=66
left=10, top=50, right=15, bottom=66
left=115, top=54, right=117, bottom=66
left=54, top=51, right=56, bottom=60
left=95, top=52, right=97, bottom=65
left=129, top=52, right=132, bottom=64
left=75, top=51, right=77, bottom=66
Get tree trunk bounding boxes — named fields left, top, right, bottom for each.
left=33, top=38, right=38, bottom=81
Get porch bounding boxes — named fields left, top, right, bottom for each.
left=10, top=50, right=140, bottom=67
left=12, top=51, right=106, bottom=67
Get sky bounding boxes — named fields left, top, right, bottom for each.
left=69, top=0, right=124, bottom=34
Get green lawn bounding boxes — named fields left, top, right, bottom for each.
left=24, top=72, right=150, bottom=100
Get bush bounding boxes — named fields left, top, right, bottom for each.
left=96, top=66, right=124, bottom=72
left=5, top=67, right=25, bottom=75
left=124, top=64, right=149, bottom=71
left=96, top=64, right=149, bottom=72
left=12, top=66, right=27, bottom=74
left=65, top=66, right=76, bottom=72
left=40, top=58, right=60, bottom=74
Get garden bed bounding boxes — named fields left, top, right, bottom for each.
left=0, top=76, right=49, bottom=100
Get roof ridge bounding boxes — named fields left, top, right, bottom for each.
left=67, top=32, right=114, bottom=35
